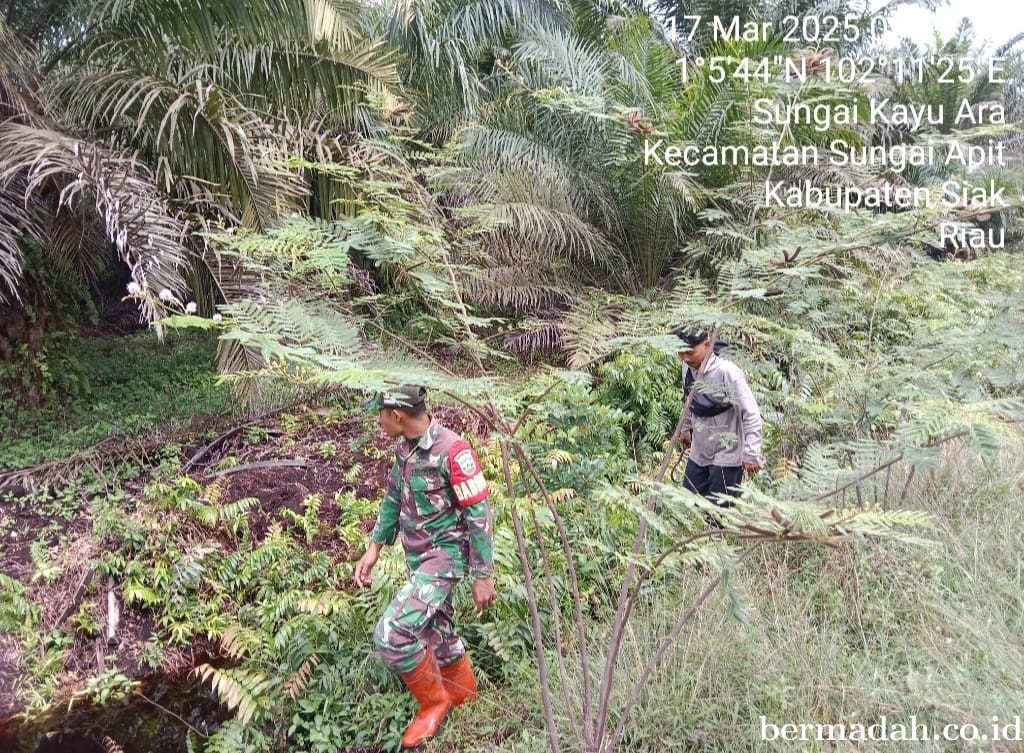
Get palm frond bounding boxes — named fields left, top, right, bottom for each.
left=464, top=264, right=573, bottom=312
left=504, top=316, right=566, bottom=356
left=50, top=70, right=307, bottom=230
left=472, top=201, right=618, bottom=265
left=0, top=122, right=190, bottom=319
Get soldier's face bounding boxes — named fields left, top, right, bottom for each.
left=378, top=408, right=403, bottom=437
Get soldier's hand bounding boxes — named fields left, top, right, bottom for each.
left=471, top=577, right=496, bottom=615
left=680, top=431, right=692, bottom=446
left=742, top=459, right=764, bottom=472
left=354, top=545, right=380, bottom=588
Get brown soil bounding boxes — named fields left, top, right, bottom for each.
left=0, top=503, right=58, bottom=581
left=0, top=403, right=488, bottom=733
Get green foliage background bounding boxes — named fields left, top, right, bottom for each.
left=1, top=0, right=1023, bottom=752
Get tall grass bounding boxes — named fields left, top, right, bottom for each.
left=463, top=451, right=1024, bottom=752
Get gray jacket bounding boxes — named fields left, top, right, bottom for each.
left=681, top=353, right=764, bottom=467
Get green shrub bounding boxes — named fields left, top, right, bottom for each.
left=0, top=331, right=228, bottom=469
left=595, top=345, right=680, bottom=464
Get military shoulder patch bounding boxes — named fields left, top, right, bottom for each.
left=453, top=448, right=477, bottom=475
left=448, top=440, right=488, bottom=507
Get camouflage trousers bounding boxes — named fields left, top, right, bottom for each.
left=373, top=569, right=466, bottom=673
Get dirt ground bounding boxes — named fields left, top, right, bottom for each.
left=0, top=403, right=488, bottom=730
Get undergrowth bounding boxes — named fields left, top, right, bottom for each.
left=465, top=452, right=1024, bottom=753
left=0, top=331, right=228, bottom=470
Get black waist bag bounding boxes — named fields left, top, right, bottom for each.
left=684, top=369, right=733, bottom=418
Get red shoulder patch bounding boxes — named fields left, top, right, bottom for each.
left=448, top=439, right=489, bottom=507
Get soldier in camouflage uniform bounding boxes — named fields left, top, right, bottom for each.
left=354, top=385, right=495, bottom=749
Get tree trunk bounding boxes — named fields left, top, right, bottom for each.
left=0, top=296, right=51, bottom=411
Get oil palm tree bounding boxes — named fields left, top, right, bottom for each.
left=1, top=19, right=189, bottom=313
left=1, top=0, right=398, bottom=406
left=433, top=10, right=698, bottom=309
left=2, top=0, right=399, bottom=304
left=45, top=0, right=400, bottom=230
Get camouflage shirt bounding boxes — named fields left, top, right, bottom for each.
left=369, top=419, right=494, bottom=578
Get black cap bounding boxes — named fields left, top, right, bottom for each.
left=671, top=325, right=709, bottom=347
left=362, top=385, right=427, bottom=413
left=671, top=326, right=729, bottom=352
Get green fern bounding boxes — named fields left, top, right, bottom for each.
left=194, top=665, right=271, bottom=724
left=0, top=573, right=37, bottom=631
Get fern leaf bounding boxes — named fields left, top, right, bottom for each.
left=283, top=654, right=319, bottom=700
left=194, top=664, right=270, bottom=724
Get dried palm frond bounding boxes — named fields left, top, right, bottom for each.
left=0, top=122, right=191, bottom=320
left=0, top=178, right=40, bottom=302
left=503, top=317, right=566, bottom=357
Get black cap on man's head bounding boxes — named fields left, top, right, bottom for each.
left=671, top=325, right=709, bottom=347
left=362, top=385, right=427, bottom=413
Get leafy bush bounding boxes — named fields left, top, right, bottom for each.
left=595, top=345, right=680, bottom=464
left=517, top=377, right=633, bottom=495
left=0, top=331, right=228, bottom=469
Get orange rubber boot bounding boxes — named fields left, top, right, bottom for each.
left=398, top=647, right=453, bottom=748
left=439, top=654, right=478, bottom=706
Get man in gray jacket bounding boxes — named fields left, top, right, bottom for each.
left=674, top=327, right=764, bottom=512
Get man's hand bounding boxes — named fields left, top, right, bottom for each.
left=354, top=543, right=382, bottom=587
left=471, top=577, right=496, bottom=615
left=680, top=431, right=692, bottom=446
left=742, top=459, right=764, bottom=472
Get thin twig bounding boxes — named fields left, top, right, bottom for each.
left=622, top=529, right=726, bottom=619
left=513, top=445, right=594, bottom=742
left=38, top=17, right=101, bottom=75
left=49, top=566, right=95, bottom=633
left=201, top=459, right=307, bottom=480
left=510, top=378, right=563, bottom=436
left=363, top=312, right=499, bottom=429
left=606, top=543, right=760, bottom=752
left=528, top=506, right=582, bottom=734
left=362, top=319, right=459, bottom=379
left=134, top=690, right=210, bottom=739
left=812, top=430, right=969, bottom=504
left=500, top=442, right=562, bottom=753
left=897, top=466, right=917, bottom=504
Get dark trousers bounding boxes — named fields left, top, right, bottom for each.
left=682, top=460, right=744, bottom=507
